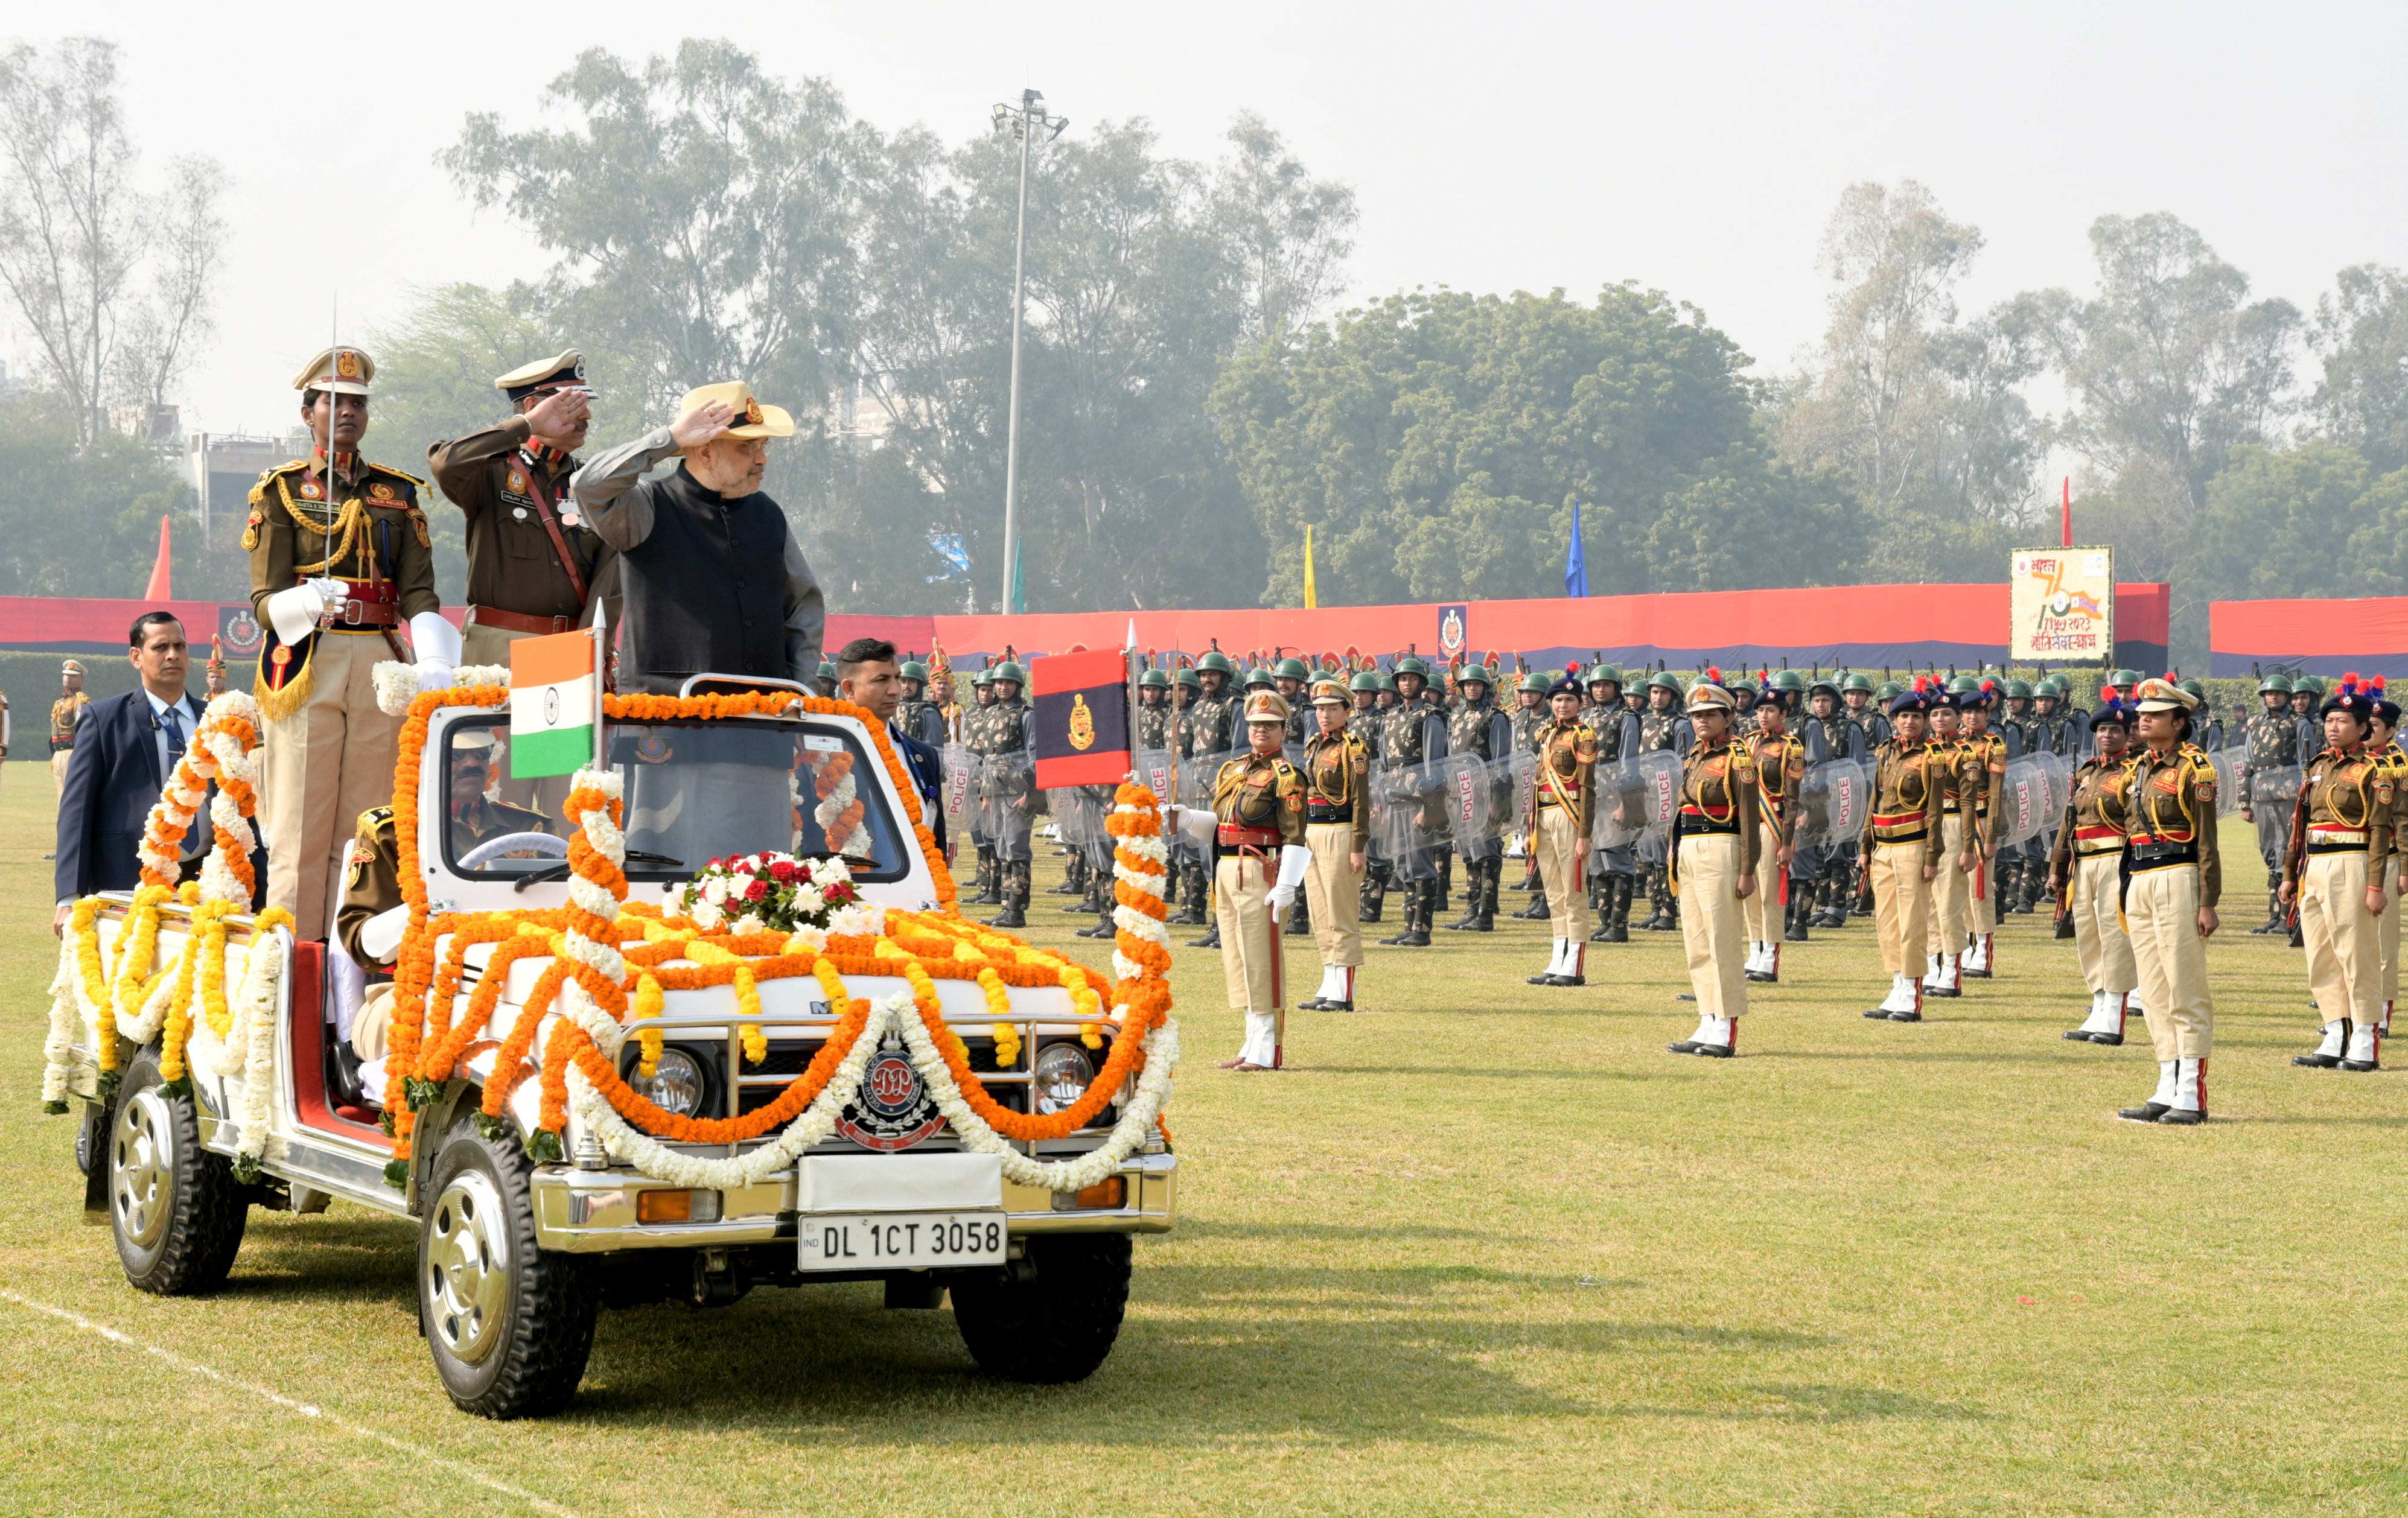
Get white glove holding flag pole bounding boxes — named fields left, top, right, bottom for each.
left=1267, top=843, right=1310, bottom=911
left=410, top=611, right=460, bottom=694
left=264, top=576, right=351, bottom=646
left=1167, top=804, right=1216, bottom=848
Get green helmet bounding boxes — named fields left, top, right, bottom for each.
left=972, top=667, right=994, bottom=687
left=2177, top=678, right=2206, bottom=701
left=1519, top=671, right=1550, bottom=694
left=1841, top=672, right=1876, bottom=694
left=2258, top=672, right=2293, bottom=694
left=1138, top=667, right=1169, bottom=689
left=1174, top=667, right=1202, bottom=691
left=1806, top=673, right=1840, bottom=698
left=1585, top=662, right=1623, bottom=688
left=1196, top=650, right=1235, bottom=677
left=1646, top=671, right=1682, bottom=695
left=1394, top=655, right=1430, bottom=680
left=2295, top=675, right=2325, bottom=697
left=2004, top=678, right=2034, bottom=699
left=1349, top=670, right=1382, bottom=694
left=899, top=659, right=928, bottom=682
left=1728, top=674, right=1760, bottom=696
left=1458, top=663, right=1491, bottom=688
left=1876, top=681, right=1903, bottom=700
left=1275, top=656, right=1310, bottom=682
left=1243, top=664, right=1276, bottom=690
left=1945, top=675, right=1980, bottom=694
left=1377, top=673, right=1398, bottom=693
left=990, top=660, right=1025, bottom=685
left=1771, top=670, right=1806, bottom=694
left=2109, top=668, right=2143, bottom=688
left=817, top=660, right=838, bottom=681
left=2034, top=676, right=2064, bottom=698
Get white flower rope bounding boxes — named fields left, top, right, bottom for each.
left=374, top=660, right=509, bottom=716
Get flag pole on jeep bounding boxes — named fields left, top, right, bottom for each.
left=591, top=599, right=607, bottom=775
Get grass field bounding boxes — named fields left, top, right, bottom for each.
left=2, top=756, right=2403, bottom=1516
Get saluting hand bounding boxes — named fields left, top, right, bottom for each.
left=670, top=399, right=738, bottom=449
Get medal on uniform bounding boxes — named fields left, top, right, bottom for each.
left=513, top=506, right=529, bottom=519
left=559, top=509, right=581, bottom=527
left=299, top=479, right=322, bottom=500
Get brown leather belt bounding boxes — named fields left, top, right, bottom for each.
left=1217, top=824, right=1282, bottom=848
left=467, top=605, right=576, bottom=637
left=316, top=579, right=399, bottom=627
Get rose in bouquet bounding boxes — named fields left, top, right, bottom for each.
left=675, top=852, right=860, bottom=934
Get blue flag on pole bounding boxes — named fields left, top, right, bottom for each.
left=1566, top=500, right=1588, bottom=599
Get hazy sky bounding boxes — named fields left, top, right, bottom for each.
left=22, top=1, right=2407, bottom=439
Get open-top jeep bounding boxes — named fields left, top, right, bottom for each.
left=42, top=674, right=1179, bottom=1417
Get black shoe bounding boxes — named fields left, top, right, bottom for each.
left=1323, top=999, right=1354, bottom=1011
left=1074, top=923, right=1111, bottom=938
left=1548, top=974, right=1585, bottom=986
left=2293, top=1053, right=2342, bottom=1068
left=2090, top=1032, right=2124, bottom=1046
left=2118, top=1102, right=2171, bottom=1122
left=2340, top=1058, right=2381, bottom=1072
left=1643, top=913, right=1676, bottom=932
left=1045, top=881, right=1080, bottom=894
left=1514, top=900, right=1550, bottom=920
left=1527, top=968, right=1559, bottom=985
left=1467, top=915, right=1494, bottom=933
left=1745, top=970, right=1774, bottom=983
left=1667, top=1040, right=1701, bottom=1055
left=1191, top=928, right=1221, bottom=948
left=1605, top=919, right=1629, bottom=944
left=1886, top=1009, right=1923, bottom=1021
left=987, top=908, right=1026, bottom=929
left=1400, top=930, right=1432, bottom=947
left=1295, top=996, right=1327, bottom=1011
left=1925, top=985, right=1961, bottom=999
left=1166, top=909, right=1202, bottom=927
left=2156, top=1107, right=2206, bottom=1125
left=1864, top=1006, right=1894, bottom=1018
left=1694, top=1042, right=1734, bottom=1058
left=2289, top=923, right=2305, bottom=948
left=1785, top=922, right=1810, bottom=943
left=1589, top=924, right=1614, bottom=942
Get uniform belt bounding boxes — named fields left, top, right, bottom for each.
left=2074, top=824, right=2123, bottom=857
left=467, top=605, right=577, bottom=637
left=1871, top=808, right=1928, bottom=844
left=1305, top=802, right=1354, bottom=824
left=1217, top=824, right=1282, bottom=848
left=310, top=577, right=401, bottom=627
left=2307, top=825, right=2371, bottom=854
left=1678, top=804, right=1738, bottom=834
left=49, top=736, right=75, bottom=752
left=2128, top=840, right=2198, bottom=869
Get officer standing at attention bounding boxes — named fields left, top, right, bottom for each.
left=1582, top=665, right=1643, bottom=942
left=978, top=661, right=1039, bottom=929
left=50, top=659, right=89, bottom=799
left=964, top=667, right=1001, bottom=905
left=1134, top=667, right=1175, bottom=751
left=1861, top=679, right=1947, bottom=1022
left=1526, top=679, right=1598, bottom=986
left=2279, top=675, right=2393, bottom=1073
left=1919, top=687, right=1981, bottom=1000
left=1996, top=679, right=2043, bottom=913
left=2366, top=690, right=2408, bottom=1040
left=1297, top=679, right=1371, bottom=1011
left=1802, top=675, right=1867, bottom=927
left=1508, top=671, right=1553, bottom=919
left=1182, top=690, right=1307, bottom=1072
left=1444, top=662, right=1505, bottom=932
left=1741, top=681, right=1804, bottom=979
left=2116, top=679, right=2220, bottom=1125
left=1636, top=672, right=1691, bottom=931
left=247, top=347, right=454, bottom=942
left=2239, top=672, right=2304, bottom=934
left=428, top=351, right=610, bottom=668
left=2050, top=691, right=2141, bottom=1044
left=1378, top=655, right=1442, bottom=947
left=1667, top=673, right=1760, bottom=1058
left=1953, top=678, right=2008, bottom=980
left=1181, top=651, right=1240, bottom=946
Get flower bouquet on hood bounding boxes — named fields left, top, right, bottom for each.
left=675, top=853, right=862, bottom=935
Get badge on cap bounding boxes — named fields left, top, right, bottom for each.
left=335, top=349, right=362, bottom=381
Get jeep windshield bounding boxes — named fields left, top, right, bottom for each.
left=438, top=713, right=909, bottom=884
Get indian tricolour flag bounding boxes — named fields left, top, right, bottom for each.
left=510, top=630, right=597, bottom=779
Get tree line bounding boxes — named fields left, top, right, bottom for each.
left=1, top=37, right=2402, bottom=662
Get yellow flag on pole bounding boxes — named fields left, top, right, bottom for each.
left=1303, top=525, right=1317, bottom=609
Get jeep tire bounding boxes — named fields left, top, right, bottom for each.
left=419, top=1114, right=597, bottom=1419
left=110, top=1045, right=249, bottom=1295
left=951, top=1233, right=1131, bottom=1383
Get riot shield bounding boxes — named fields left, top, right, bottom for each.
left=1792, top=757, right=1870, bottom=854
left=2248, top=758, right=2303, bottom=867
left=976, top=751, right=1036, bottom=862
left=1632, top=750, right=1681, bottom=865
left=913, top=703, right=949, bottom=749
left=1135, top=747, right=1176, bottom=811
left=1504, top=750, right=1538, bottom=856
left=940, top=742, right=977, bottom=842
left=1441, top=751, right=1506, bottom=862
left=1176, top=746, right=1243, bottom=868
left=1373, top=762, right=1446, bottom=880
left=1995, top=753, right=2072, bottom=851
left=2209, top=745, right=2248, bottom=819
left=1048, top=785, right=1115, bottom=872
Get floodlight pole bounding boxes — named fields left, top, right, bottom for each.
left=994, top=89, right=1065, bottom=617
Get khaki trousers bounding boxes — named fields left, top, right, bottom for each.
left=2070, top=850, right=2137, bottom=994
left=1535, top=807, right=1590, bottom=940
left=1215, top=853, right=1284, bottom=1012
left=462, top=618, right=573, bottom=821
left=1871, top=841, right=1932, bottom=977
left=2125, top=863, right=2213, bottom=1060
left=1927, top=813, right=1970, bottom=955
left=53, top=749, right=72, bottom=796
left=1303, top=823, right=1363, bottom=967
left=1741, top=833, right=1785, bottom=942
left=2380, top=869, right=2400, bottom=1008
left=262, top=630, right=404, bottom=942
left=1678, top=833, right=1748, bottom=1021
left=1964, top=823, right=1996, bottom=938
left=2300, top=850, right=2381, bottom=1029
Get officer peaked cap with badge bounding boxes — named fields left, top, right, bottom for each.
left=1685, top=667, right=1736, bottom=713
left=62, top=658, right=86, bottom=676
left=495, top=349, right=587, bottom=404
left=2132, top=678, right=2198, bottom=713
left=675, top=380, right=795, bottom=440
left=1310, top=679, right=1349, bottom=707
left=294, top=345, right=374, bottom=397
left=1243, top=690, right=1292, bottom=725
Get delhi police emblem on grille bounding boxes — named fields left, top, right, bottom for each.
left=837, top=1034, right=944, bottom=1151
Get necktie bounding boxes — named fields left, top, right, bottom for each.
left=161, top=705, right=199, bottom=859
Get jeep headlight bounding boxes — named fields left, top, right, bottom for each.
left=632, top=1047, right=706, bottom=1117
left=1032, top=1042, right=1095, bottom=1116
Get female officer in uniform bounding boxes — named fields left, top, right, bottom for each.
left=2117, top=679, right=2221, bottom=1124
left=1298, top=679, right=1370, bottom=1011
left=2050, top=690, right=2139, bottom=1044
left=1173, top=690, right=1308, bottom=1072
left=1668, top=673, right=1760, bottom=1057
left=2279, top=675, right=2394, bottom=1073
left=1862, top=679, right=1946, bottom=1022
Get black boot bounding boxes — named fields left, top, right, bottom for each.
left=1785, top=891, right=1811, bottom=942
left=1287, top=902, right=1314, bottom=936
left=1191, top=919, right=1221, bottom=948
left=1606, top=876, right=1632, bottom=942
left=1515, top=890, right=1550, bottom=920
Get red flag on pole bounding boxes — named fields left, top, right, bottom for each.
left=2060, top=478, right=2072, bottom=548
left=142, top=514, right=172, bottom=600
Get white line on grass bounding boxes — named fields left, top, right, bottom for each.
left=0, top=1288, right=579, bottom=1516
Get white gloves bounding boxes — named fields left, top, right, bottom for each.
left=264, top=578, right=346, bottom=646
left=1170, top=804, right=1215, bottom=847
left=1267, top=843, right=1310, bottom=911
left=410, top=612, right=461, bottom=694
left=358, top=903, right=408, bottom=964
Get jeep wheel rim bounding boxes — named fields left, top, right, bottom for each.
left=112, top=1089, right=174, bottom=1249
left=427, top=1171, right=510, bottom=1364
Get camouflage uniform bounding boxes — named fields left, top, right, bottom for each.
left=1581, top=675, right=1642, bottom=940
left=1178, top=669, right=1240, bottom=940
left=1443, top=681, right=1506, bottom=931
left=1636, top=678, right=1692, bottom=930
left=2240, top=678, right=2307, bottom=933
left=1376, top=669, right=1444, bottom=944
left=1801, top=679, right=1868, bottom=926
left=1346, top=679, right=1392, bottom=921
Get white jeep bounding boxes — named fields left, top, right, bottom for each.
left=45, top=681, right=1177, bottom=1418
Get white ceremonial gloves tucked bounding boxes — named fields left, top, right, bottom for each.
left=359, top=904, right=408, bottom=965
left=264, top=576, right=352, bottom=646
left=1266, top=844, right=1310, bottom=912
left=410, top=611, right=461, bottom=694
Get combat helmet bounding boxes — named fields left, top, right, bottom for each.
left=1841, top=671, right=1876, bottom=695
left=1394, top=654, right=1430, bottom=681
left=1518, top=670, right=1551, bottom=695
left=1585, top=662, right=1624, bottom=690
left=1174, top=666, right=1202, bottom=693
left=1646, top=670, right=1683, bottom=696
left=899, top=659, right=928, bottom=683
left=1243, top=663, right=1276, bottom=691
left=1274, top=656, right=1311, bottom=682
left=2004, top=678, right=2034, bottom=699
left=2257, top=672, right=2293, bottom=695
left=1138, top=667, right=1169, bottom=690
left=2295, top=675, right=2325, bottom=698
left=1875, top=680, right=1904, bottom=701
left=1770, top=670, right=1806, bottom=696
left=1196, top=649, right=1235, bottom=678
left=972, top=666, right=994, bottom=687
left=990, top=660, right=1025, bottom=686
left=1350, top=670, right=1383, bottom=694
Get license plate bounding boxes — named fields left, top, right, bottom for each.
left=797, top=1212, right=1007, bottom=1271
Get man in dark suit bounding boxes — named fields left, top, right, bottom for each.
left=834, top=636, right=946, bottom=856
left=54, top=614, right=213, bottom=933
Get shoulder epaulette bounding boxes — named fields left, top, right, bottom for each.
left=355, top=804, right=393, bottom=838
left=368, top=461, right=430, bottom=489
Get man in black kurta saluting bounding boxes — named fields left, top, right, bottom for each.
left=569, top=381, right=825, bottom=695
